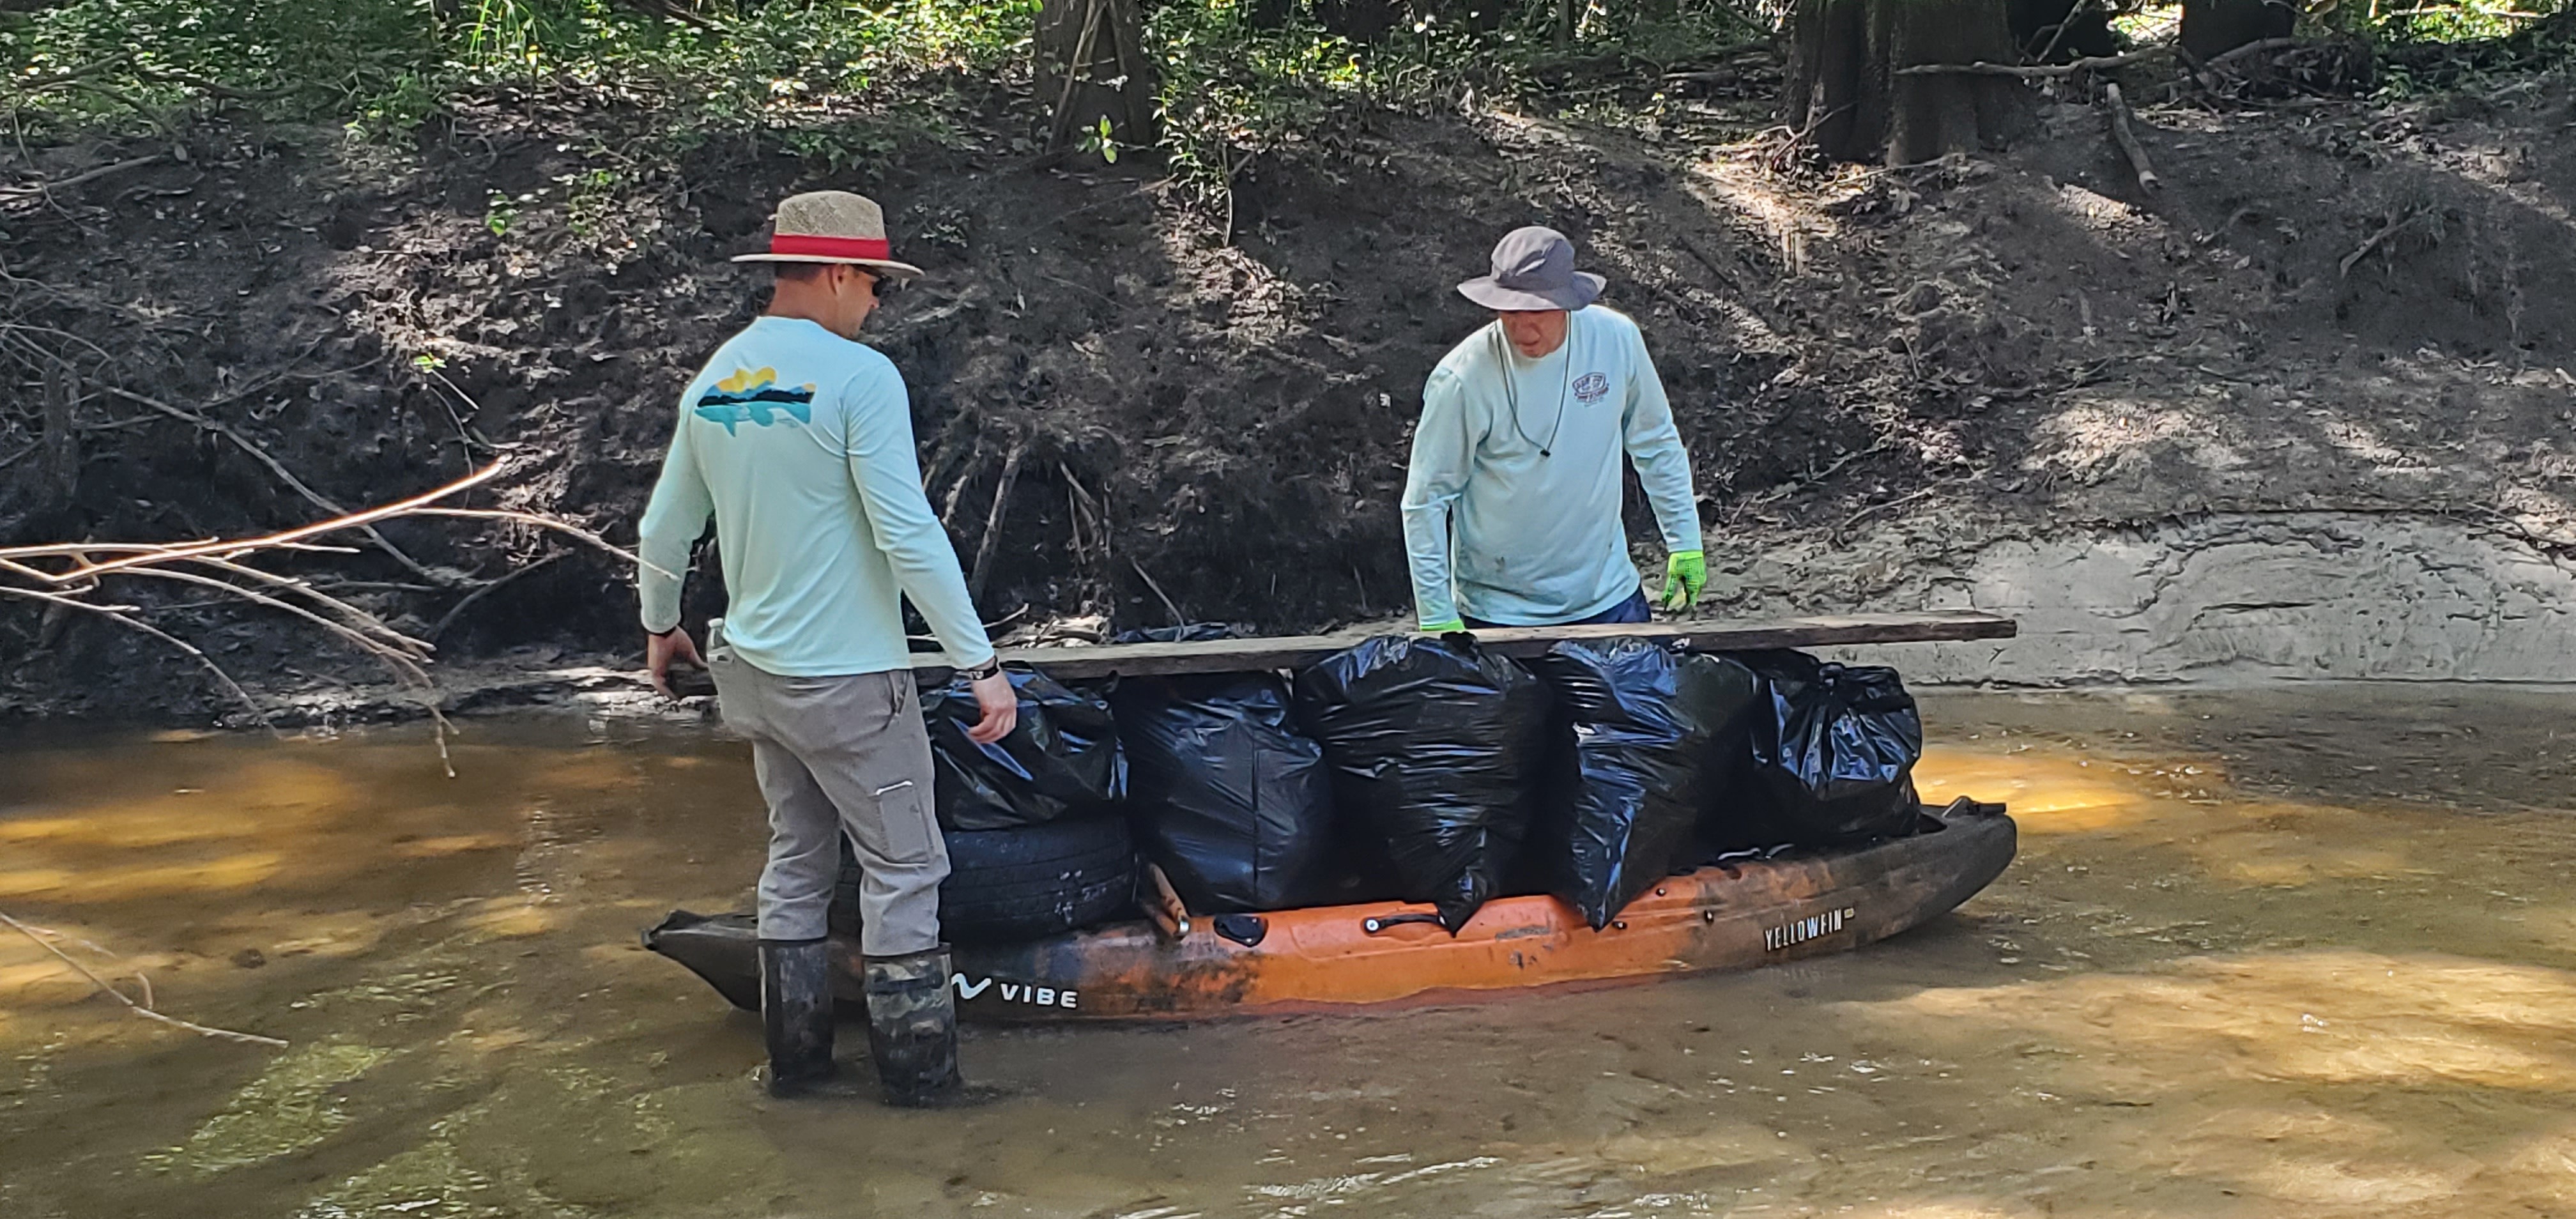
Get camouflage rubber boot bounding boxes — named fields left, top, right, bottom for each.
left=760, top=938, right=855, bottom=1099
left=860, top=946, right=962, bottom=1107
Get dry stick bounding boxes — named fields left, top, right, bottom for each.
left=429, top=551, right=566, bottom=641
left=2205, top=36, right=2305, bottom=69
left=2032, top=0, right=2095, bottom=64
left=101, top=566, right=434, bottom=684
left=939, top=439, right=986, bottom=529
left=128, top=64, right=298, bottom=102
left=13, top=461, right=503, bottom=581
left=2, top=548, right=435, bottom=657
left=1060, top=462, right=1102, bottom=563
left=173, top=555, right=431, bottom=652
left=0, top=152, right=171, bottom=201
left=0, top=910, right=286, bottom=1048
left=0, top=584, right=270, bottom=726
left=404, top=507, right=653, bottom=578
left=95, top=384, right=453, bottom=586
left=2104, top=82, right=2161, bottom=192
left=968, top=445, right=1026, bottom=602
left=1130, top=557, right=1186, bottom=627
left=1046, top=0, right=1108, bottom=151
left=1895, top=44, right=2171, bottom=78
left=2339, top=210, right=2421, bottom=277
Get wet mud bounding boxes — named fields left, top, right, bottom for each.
left=8, top=686, right=2576, bottom=1216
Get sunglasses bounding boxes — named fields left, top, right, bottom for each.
left=861, top=269, right=906, bottom=298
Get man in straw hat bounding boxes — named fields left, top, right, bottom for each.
left=637, top=190, right=1014, bottom=1107
left=1401, top=226, right=1706, bottom=633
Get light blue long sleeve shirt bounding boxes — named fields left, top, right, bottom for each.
left=1400, top=305, right=1703, bottom=627
left=637, top=316, right=994, bottom=676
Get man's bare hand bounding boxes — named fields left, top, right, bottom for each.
left=647, top=628, right=705, bottom=698
left=965, top=671, right=1017, bottom=745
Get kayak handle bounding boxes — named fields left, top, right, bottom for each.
left=1362, top=912, right=1446, bottom=935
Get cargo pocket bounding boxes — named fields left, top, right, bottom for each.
left=871, top=771, right=937, bottom=864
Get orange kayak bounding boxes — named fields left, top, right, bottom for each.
left=645, top=800, right=2014, bottom=1022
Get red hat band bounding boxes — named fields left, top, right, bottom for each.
left=768, top=232, right=893, bottom=261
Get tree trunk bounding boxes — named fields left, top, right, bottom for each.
left=1039, top=0, right=1158, bottom=155
left=1786, top=0, right=2035, bottom=165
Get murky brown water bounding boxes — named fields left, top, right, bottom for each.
left=7, top=685, right=2576, bottom=1217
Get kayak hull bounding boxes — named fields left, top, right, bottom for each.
left=645, top=802, right=2015, bottom=1023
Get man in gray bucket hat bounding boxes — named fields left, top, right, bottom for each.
left=1400, top=226, right=1705, bottom=632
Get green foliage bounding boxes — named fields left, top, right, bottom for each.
left=1147, top=0, right=1756, bottom=203
left=2, top=0, right=1031, bottom=147
left=484, top=188, right=523, bottom=234
left=0, top=0, right=2562, bottom=169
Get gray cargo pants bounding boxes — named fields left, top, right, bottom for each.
left=709, top=643, right=949, bottom=955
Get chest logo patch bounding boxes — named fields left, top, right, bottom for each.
left=695, top=366, right=816, bottom=434
left=1572, top=372, right=1611, bottom=404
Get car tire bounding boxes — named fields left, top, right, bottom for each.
left=831, top=814, right=1137, bottom=944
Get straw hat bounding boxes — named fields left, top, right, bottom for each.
left=1457, top=226, right=1603, bottom=312
left=731, top=190, right=925, bottom=279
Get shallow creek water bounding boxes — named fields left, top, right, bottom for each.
left=6, top=684, right=2576, bottom=1218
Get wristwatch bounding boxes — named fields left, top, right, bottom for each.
left=958, top=656, right=1003, bottom=682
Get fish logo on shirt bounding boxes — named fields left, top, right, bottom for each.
left=1572, top=372, right=1611, bottom=404
left=694, top=367, right=817, bottom=434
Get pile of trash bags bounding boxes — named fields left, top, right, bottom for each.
left=909, top=628, right=1927, bottom=937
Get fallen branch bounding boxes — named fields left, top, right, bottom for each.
left=96, top=383, right=454, bottom=586
left=969, top=443, right=1026, bottom=601
left=2032, top=0, right=2099, bottom=63
left=1130, top=557, right=1186, bottom=627
left=0, top=461, right=633, bottom=750
left=2205, top=36, right=2306, bottom=69
left=0, top=581, right=269, bottom=724
left=4, top=461, right=502, bottom=581
left=0, top=153, right=171, bottom=203
left=2103, top=82, right=2161, bottom=192
left=128, top=64, right=299, bottom=102
left=0, top=909, right=286, bottom=1048
left=406, top=507, right=650, bottom=575
left=429, top=551, right=565, bottom=641
left=939, top=438, right=987, bottom=528
left=1895, top=45, right=2170, bottom=78
left=2339, top=209, right=2423, bottom=277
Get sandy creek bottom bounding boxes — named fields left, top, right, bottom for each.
left=6, top=685, right=2576, bottom=1218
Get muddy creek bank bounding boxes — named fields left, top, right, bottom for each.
left=7, top=685, right=2576, bottom=1217
left=10, top=77, right=2576, bottom=722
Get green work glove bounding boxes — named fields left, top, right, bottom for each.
left=1419, top=618, right=1466, bottom=634
left=1660, top=550, right=1706, bottom=612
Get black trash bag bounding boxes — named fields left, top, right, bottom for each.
left=1291, top=634, right=1554, bottom=931
left=1733, top=650, right=1923, bottom=847
left=1522, top=640, right=1761, bottom=929
left=920, top=668, right=1126, bottom=831
left=1114, top=673, right=1337, bottom=912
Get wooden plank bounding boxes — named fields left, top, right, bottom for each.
left=910, top=610, right=2016, bottom=680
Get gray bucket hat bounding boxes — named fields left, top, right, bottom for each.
left=1457, top=226, right=1605, bottom=312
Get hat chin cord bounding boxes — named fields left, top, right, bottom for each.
left=1493, top=323, right=1575, bottom=459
